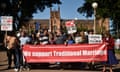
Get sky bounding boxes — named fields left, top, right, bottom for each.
left=33, top=0, right=92, bottom=19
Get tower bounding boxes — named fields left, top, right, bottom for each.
left=49, top=5, right=61, bottom=33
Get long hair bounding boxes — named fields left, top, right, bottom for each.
left=103, top=31, right=111, bottom=38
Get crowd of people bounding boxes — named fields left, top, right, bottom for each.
left=3, top=28, right=119, bottom=72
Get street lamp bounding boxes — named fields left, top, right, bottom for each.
left=74, top=17, right=78, bottom=25
left=92, top=2, right=98, bottom=34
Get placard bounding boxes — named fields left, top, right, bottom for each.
left=1, top=16, right=13, bottom=31
left=88, top=34, right=102, bottom=44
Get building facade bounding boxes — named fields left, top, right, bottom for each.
left=22, top=6, right=109, bottom=34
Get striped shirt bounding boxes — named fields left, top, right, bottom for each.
left=39, top=35, right=49, bottom=45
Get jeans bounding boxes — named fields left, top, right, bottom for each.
left=15, top=48, right=20, bottom=68
left=7, top=48, right=20, bottom=68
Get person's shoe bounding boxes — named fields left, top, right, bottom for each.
left=56, top=62, right=60, bottom=65
left=14, top=68, right=19, bottom=72
left=7, top=66, right=11, bottom=69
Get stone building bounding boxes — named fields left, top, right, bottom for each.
left=22, top=6, right=109, bottom=34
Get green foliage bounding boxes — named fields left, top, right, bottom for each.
left=77, top=25, right=88, bottom=32
left=0, top=0, right=61, bottom=30
left=115, top=49, right=120, bottom=54
left=77, top=0, right=120, bottom=34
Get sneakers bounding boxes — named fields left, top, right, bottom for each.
left=56, top=62, right=60, bottom=65
left=7, top=66, right=19, bottom=72
left=14, top=68, right=19, bottom=72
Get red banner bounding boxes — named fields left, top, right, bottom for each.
left=22, top=43, right=107, bottom=63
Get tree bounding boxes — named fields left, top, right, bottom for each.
left=0, top=0, right=61, bottom=30
left=77, top=0, right=120, bottom=35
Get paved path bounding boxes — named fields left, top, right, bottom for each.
left=0, top=51, right=120, bottom=72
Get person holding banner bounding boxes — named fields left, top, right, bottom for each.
left=65, top=34, right=75, bottom=45
left=39, top=29, right=49, bottom=45
left=54, top=31, right=65, bottom=68
left=19, top=31, right=31, bottom=70
left=74, top=32, right=82, bottom=44
left=55, top=31, right=65, bottom=44
left=84, top=30, right=95, bottom=69
left=102, top=32, right=118, bottom=72
left=74, top=31, right=86, bottom=44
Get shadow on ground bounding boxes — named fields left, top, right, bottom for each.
left=114, top=68, right=120, bottom=72
left=26, top=62, right=102, bottom=71
left=24, top=62, right=120, bottom=72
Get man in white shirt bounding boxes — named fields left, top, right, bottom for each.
left=19, top=31, right=30, bottom=70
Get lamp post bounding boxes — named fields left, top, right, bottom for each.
left=75, top=17, right=78, bottom=25
left=92, top=2, right=98, bottom=34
